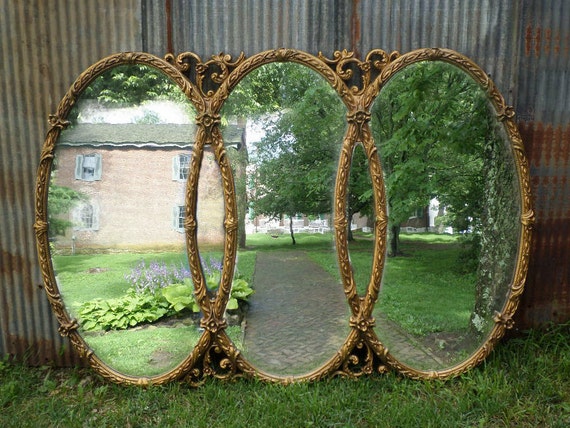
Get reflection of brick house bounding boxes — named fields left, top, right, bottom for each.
left=401, top=207, right=430, bottom=231
left=400, top=200, right=443, bottom=233
left=53, top=123, right=243, bottom=253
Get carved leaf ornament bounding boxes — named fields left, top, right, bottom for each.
left=35, top=48, right=533, bottom=385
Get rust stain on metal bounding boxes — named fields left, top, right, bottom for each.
left=7, top=334, right=86, bottom=367
left=516, top=121, right=570, bottom=328
left=525, top=25, right=532, bottom=56
left=1, top=250, right=34, bottom=301
left=518, top=216, right=570, bottom=326
left=350, top=0, right=361, bottom=59
left=534, top=27, right=541, bottom=57
left=524, top=25, right=569, bottom=57
left=165, top=0, right=173, bottom=55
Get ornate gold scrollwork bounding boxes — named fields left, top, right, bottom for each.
left=165, top=51, right=246, bottom=99
left=35, top=48, right=532, bottom=385
left=57, top=319, right=79, bottom=336
left=493, top=312, right=516, bottom=329
left=347, top=109, right=371, bottom=140
left=196, top=111, right=221, bottom=134
left=319, top=48, right=400, bottom=95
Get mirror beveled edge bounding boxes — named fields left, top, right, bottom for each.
left=33, top=52, right=207, bottom=386
left=34, top=48, right=534, bottom=386
left=364, top=48, right=535, bottom=379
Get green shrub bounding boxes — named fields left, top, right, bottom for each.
left=78, top=289, right=174, bottom=331
left=160, top=279, right=200, bottom=313
left=78, top=276, right=253, bottom=332
left=227, top=277, right=254, bottom=310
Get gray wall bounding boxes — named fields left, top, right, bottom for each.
left=1, top=0, right=568, bottom=365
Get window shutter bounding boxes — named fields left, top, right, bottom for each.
left=91, top=203, right=100, bottom=230
left=93, top=154, right=102, bottom=180
left=71, top=206, right=80, bottom=230
left=173, top=206, right=179, bottom=230
left=172, top=155, right=180, bottom=180
left=75, top=155, right=84, bottom=179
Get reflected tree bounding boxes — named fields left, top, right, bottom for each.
left=372, top=61, right=520, bottom=336
left=68, top=64, right=194, bottom=124
left=48, top=175, right=86, bottom=237
left=221, top=63, right=304, bottom=247
left=243, top=64, right=346, bottom=244
left=372, top=61, right=490, bottom=257
left=81, top=65, right=187, bottom=106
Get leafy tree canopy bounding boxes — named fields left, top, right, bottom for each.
left=371, top=61, right=493, bottom=255
left=82, top=64, right=186, bottom=106
left=245, top=64, right=347, bottom=243
left=48, top=179, right=86, bottom=237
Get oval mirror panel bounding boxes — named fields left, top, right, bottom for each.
left=371, top=60, right=522, bottom=371
left=220, top=62, right=352, bottom=376
left=47, top=62, right=202, bottom=378
left=346, top=143, right=375, bottom=298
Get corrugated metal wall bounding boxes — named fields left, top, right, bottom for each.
left=1, top=0, right=568, bottom=365
left=516, top=0, right=570, bottom=326
left=0, top=0, right=145, bottom=365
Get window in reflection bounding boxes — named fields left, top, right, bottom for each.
left=173, top=153, right=191, bottom=181
left=75, top=153, right=102, bottom=181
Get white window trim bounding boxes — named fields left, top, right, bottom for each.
left=72, top=202, right=100, bottom=231
left=173, top=205, right=185, bottom=232
left=172, top=153, right=191, bottom=181
left=75, top=153, right=102, bottom=181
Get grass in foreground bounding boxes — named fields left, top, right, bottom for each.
left=1, top=323, right=569, bottom=427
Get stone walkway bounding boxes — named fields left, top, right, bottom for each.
left=242, top=250, right=350, bottom=376
left=374, top=313, right=445, bottom=370
left=241, top=249, right=446, bottom=375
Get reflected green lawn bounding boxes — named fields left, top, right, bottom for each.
left=376, top=233, right=476, bottom=336
left=51, top=234, right=475, bottom=375
left=84, top=325, right=243, bottom=377
left=52, top=251, right=240, bottom=377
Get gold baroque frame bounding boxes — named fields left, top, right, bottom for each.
left=363, top=48, right=535, bottom=379
left=35, top=48, right=533, bottom=385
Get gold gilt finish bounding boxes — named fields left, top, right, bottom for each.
left=35, top=48, right=533, bottom=385
left=364, top=48, right=535, bottom=380
left=34, top=52, right=206, bottom=386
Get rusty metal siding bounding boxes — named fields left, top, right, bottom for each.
left=0, top=0, right=144, bottom=364
left=515, top=0, right=570, bottom=327
left=355, top=0, right=523, bottom=106
left=1, top=0, right=569, bottom=363
left=168, top=0, right=352, bottom=58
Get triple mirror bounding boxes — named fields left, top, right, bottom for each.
left=35, top=48, right=533, bottom=385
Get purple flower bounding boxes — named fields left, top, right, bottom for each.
left=200, top=255, right=222, bottom=276
left=125, top=260, right=192, bottom=295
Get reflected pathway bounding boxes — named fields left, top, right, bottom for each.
left=374, top=313, right=445, bottom=369
left=242, top=250, right=350, bottom=376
